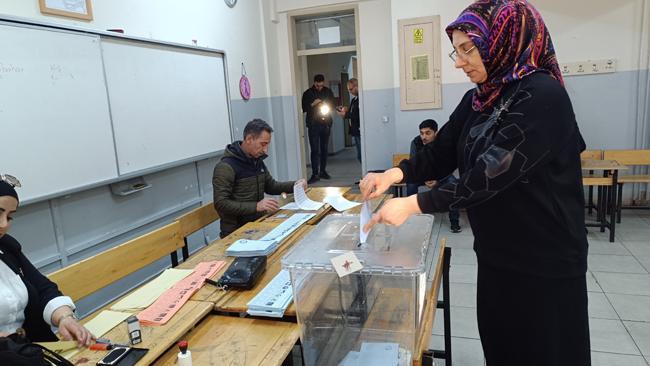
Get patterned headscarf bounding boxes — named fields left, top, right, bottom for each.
left=446, top=0, right=564, bottom=111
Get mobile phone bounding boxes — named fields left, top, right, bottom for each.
left=97, top=346, right=131, bottom=366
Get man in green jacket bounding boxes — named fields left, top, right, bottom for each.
left=213, top=119, right=307, bottom=238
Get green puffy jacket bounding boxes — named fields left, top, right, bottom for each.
left=212, top=142, right=294, bottom=237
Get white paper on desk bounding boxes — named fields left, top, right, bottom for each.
left=226, top=239, right=277, bottom=252
left=83, top=310, right=133, bottom=338
left=294, top=182, right=325, bottom=210
left=111, top=268, right=193, bottom=311
left=359, top=200, right=372, bottom=243
left=280, top=202, right=300, bottom=210
left=323, top=195, right=361, bottom=212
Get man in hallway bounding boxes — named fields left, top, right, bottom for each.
left=337, top=78, right=361, bottom=163
left=212, top=119, right=307, bottom=238
left=302, top=74, right=335, bottom=184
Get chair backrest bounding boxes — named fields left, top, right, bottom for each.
left=48, top=221, right=185, bottom=302
left=392, top=153, right=410, bottom=167
left=581, top=150, right=603, bottom=160
left=177, top=203, right=220, bottom=238
left=603, top=149, right=650, bottom=166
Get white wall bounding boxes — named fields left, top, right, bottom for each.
left=267, top=0, right=650, bottom=171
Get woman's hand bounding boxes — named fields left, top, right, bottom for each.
left=53, top=307, right=95, bottom=346
left=363, top=195, right=422, bottom=232
left=360, top=168, right=404, bottom=200
left=58, top=317, right=94, bottom=346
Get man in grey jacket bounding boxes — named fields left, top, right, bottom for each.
left=213, top=119, right=307, bottom=238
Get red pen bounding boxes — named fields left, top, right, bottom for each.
left=89, top=343, right=113, bottom=351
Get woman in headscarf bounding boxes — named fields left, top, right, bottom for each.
left=0, top=175, right=94, bottom=345
left=360, top=1, right=589, bottom=364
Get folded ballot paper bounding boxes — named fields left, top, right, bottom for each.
left=247, top=269, right=292, bottom=318
left=340, top=342, right=411, bottom=366
left=226, top=213, right=315, bottom=256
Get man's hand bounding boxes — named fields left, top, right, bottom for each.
left=424, top=180, right=436, bottom=188
left=360, top=168, right=404, bottom=200
left=363, top=195, right=422, bottom=233
left=295, top=178, right=308, bottom=191
left=311, top=98, right=323, bottom=107
left=257, top=198, right=279, bottom=213
left=336, top=106, right=348, bottom=117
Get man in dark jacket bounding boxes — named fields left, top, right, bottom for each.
left=212, top=119, right=307, bottom=238
left=302, top=74, right=335, bottom=184
left=337, top=78, right=361, bottom=163
left=407, top=119, right=462, bottom=233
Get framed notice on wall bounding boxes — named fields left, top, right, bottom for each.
left=39, top=0, right=94, bottom=21
left=398, top=16, right=442, bottom=110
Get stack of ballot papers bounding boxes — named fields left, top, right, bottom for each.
left=225, top=213, right=315, bottom=256
left=225, top=239, right=278, bottom=257
left=110, top=268, right=194, bottom=312
left=247, top=269, right=292, bottom=318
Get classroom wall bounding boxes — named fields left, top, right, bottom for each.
left=0, top=0, right=290, bottom=315
left=266, top=0, right=650, bottom=197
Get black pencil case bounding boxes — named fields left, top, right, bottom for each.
left=216, top=256, right=266, bottom=290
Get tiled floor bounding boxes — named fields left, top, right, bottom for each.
left=307, top=149, right=650, bottom=365
left=427, top=209, right=650, bottom=366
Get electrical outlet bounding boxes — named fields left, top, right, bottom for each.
left=559, top=59, right=617, bottom=76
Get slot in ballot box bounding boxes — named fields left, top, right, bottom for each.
left=282, top=214, right=435, bottom=366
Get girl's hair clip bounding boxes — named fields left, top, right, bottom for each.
left=0, top=174, right=21, bottom=188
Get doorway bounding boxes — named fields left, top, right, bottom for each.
left=288, top=6, right=363, bottom=187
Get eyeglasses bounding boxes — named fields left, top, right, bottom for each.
left=449, top=45, right=477, bottom=62
left=0, top=174, right=21, bottom=188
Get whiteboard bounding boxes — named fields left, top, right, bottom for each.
left=101, top=38, right=232, bottom=175
left=0, top=23, right=118, bottom=202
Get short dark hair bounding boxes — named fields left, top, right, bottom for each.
left=419, top=119, right=438, bottom=132
left=314, top=74, right=325, bottom=82
left=347, top=78, right=358, bottom=86
left=243, top=119, right=273, bottom=139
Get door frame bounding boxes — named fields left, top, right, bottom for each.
left=286, top=4, right=364, bottom=178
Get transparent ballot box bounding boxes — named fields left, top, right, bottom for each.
left=282, top=214, right=435, bottom=366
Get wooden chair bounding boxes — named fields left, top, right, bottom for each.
left=581, top=150, right=603, bottom=215
left=48, top=221, right=185, bottom=302
left=391, top=153, right=410, bottom=197
left=175, top=203, right=220, bottom=261
left=603, top=149, right=650, bottom=222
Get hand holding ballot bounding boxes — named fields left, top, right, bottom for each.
left=362, top=196, right=422, bottom=233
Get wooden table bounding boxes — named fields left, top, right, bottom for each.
left=69, top=301, right=213, bottom=366
left=212, top=224, right=315, bottom=315
left=582, top=159, right=628, bottom=242
left=155, top=315, right=300, bottom=365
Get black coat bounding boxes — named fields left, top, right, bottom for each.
left=0, top=234, right=62, bottom=341
left=344, top=96, right=360, bottom=137
left=399, top=72, right=588, bottom=278
left=301, top=86, right=335, bottom=128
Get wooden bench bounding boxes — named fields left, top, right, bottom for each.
left=175, top=202, right=220, bottom=262
left=48, top=221, right=185, bottom=302
left=581, top=150, right=602, bottom=214
left=603, top=149, right=650, bottom=222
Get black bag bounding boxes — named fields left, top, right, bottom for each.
left=0, top=334, right=73, bottom=366
left=216, top=256, right=266, bottom=290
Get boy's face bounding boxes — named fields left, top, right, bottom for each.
left=420, top=127, right=436, bottom=145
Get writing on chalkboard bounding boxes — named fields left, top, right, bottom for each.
left=0, top=62, right=25, bottom=78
